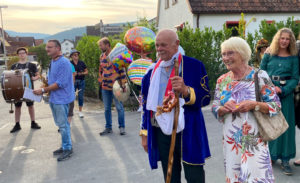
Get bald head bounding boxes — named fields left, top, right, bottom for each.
left=155, top=29, right=180, bottom=61
left=156, top=29, right=179, bottom=43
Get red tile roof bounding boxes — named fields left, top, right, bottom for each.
left=187, top=0, right=300, bottom=14
left=34, top=39, right=44, bottom=46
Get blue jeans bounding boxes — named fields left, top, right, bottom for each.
left=50, top=103, right=72, bottom=150
left=102, top=89, right=125, bottom=129
left=75, top=80, right=85, bottom=107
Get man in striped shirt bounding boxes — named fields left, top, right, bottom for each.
left=98, top=37, right=127, bottom=136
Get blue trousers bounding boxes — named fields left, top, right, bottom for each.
left=101, top=89, right=125, bottom=129
left=74, top=79, right=85, bottom=107
left=50, top=103, right=72, bottom=150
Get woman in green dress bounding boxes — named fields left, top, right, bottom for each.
left=260, top=28, right=299, bottom=175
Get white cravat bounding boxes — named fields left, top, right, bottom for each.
left=146, top=51, right=185, bottom=135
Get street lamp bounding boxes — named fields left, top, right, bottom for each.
left=0, top=5, right=8, bottom=68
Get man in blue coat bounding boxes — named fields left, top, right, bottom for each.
left=140, top=29, right=211, bottom=183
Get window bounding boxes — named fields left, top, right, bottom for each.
left=165, top=0, right=169, bottom=9
left=65, top=43, right=69, bottom=46
left=266, top=20, right=275, bottom=24
left=226, top=21, right=239, bottom=37
left=172, top=0, right=178, bottom=5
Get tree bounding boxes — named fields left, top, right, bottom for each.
left=177, top=24, right=232, bottom=91
left=259, top=16, right=300, bottom=43
left=28, top=44, right=50, bottom=69
left=76, top=35, right=100, bottom=97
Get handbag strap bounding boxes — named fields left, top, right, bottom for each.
left=254, top=69, right=262, bottom=102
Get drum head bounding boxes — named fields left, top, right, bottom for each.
left=113, top=82, right=130, bottom=102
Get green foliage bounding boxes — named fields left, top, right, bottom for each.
left=74, top=15, right=300, bottom=98
left=7, top=56, right=19, bottom=69
left=246, top=31, right=261, bottom=66
left=28, top=44, right=50, bottom=69
left=259, top=16, right=300, bottom=43
left=110, top=17, right=158, bottom=61
left=74, top=17, right=158, bottom=97
left=76, top=35, right=101, bottom=97
left=178, top=25, right=231, bottom=90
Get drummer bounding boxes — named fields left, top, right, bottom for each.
left=10, top=47, right=41, bottom=133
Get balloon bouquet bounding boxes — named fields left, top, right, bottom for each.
left=124, top=26, right=156, bottom=86
left=109, top=27, right=156, bottom=103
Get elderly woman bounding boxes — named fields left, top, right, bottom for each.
left=260, top=28, right=299, bottom=175
left=212, top=37, right=281, bottom=182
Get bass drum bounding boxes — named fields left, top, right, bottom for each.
left=1, top=69, right=32, bottom=103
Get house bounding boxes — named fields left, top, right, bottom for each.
left=34, top=39, right=44, bottom=46
left=86, top=25, right=100, bottom=36
left=60, top=39, right=74, bottom=56
left=86, top=19, right=125, bottom=37
left=0, top=28, right=11, bottom=55
left=9, top=37, right=36, bottom=47
left=157, top=0, right=300, bottom=35
left=99, top=19, right=124, bottom=37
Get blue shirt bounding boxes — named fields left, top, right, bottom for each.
left=48, top=56, right=75, bottom=104
left=71, top=64, right=75, bottom=73
left=158, top=63, right=182, bottom=105
left=158, top=65, right=173, bottom=105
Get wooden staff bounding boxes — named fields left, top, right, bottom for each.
left=166, top=58, right=180, bottom=183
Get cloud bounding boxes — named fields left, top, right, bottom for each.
left=1, top=0, right=156, bottom=34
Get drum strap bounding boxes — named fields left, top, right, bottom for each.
left=15, top=62, right=30, bottom=70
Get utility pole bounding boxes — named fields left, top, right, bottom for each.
left=0, top=5, right=8, bottom=68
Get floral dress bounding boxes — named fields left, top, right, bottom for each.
left=212, top=68, right=281, bottom=183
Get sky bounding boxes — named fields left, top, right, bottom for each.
left=1, top=0, right=157, bottom=34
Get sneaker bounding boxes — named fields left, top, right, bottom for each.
left=57, top=149, right=73, bottom=161
left=119, top=127, right=126, bottom=135
left=53, top=147, right=63, bottom=155
left=10, top=123, right=21, bottom=133
left=99, top=128, right=112, bottom=136
left=79, top=112, right=84, bottom=118
left=281, top=161, right=293, bottom=175
left=294, top=161, right=300, bottom=167
left=31, top=122, right=41, bottom=129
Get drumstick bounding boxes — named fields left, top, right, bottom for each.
left=75, top=89, right=81, bottom=96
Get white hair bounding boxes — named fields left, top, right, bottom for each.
left=221, top=37, right=252, bottom=64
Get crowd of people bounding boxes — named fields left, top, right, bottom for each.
left=5, top=27, right=300, bottom=182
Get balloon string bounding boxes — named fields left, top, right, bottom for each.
left=124, top=71, right=140, bottom=104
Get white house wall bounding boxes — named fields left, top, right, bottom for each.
left=157, top=0, right=194, bottom=30
left=197, top=13, right=300, bottom=34
left=61, top=41, right=74, bottom=56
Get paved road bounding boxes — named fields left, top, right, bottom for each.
left=0, top=74, right=299, bottom=182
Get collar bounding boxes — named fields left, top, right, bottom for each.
left=159, top=51, right=180, bottom=68
left=52, top=55, right=62, bottom=61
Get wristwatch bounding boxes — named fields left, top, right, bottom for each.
left=254, top=102, right=260, bottom=111
left=41, top=88, right=45, bottom=93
